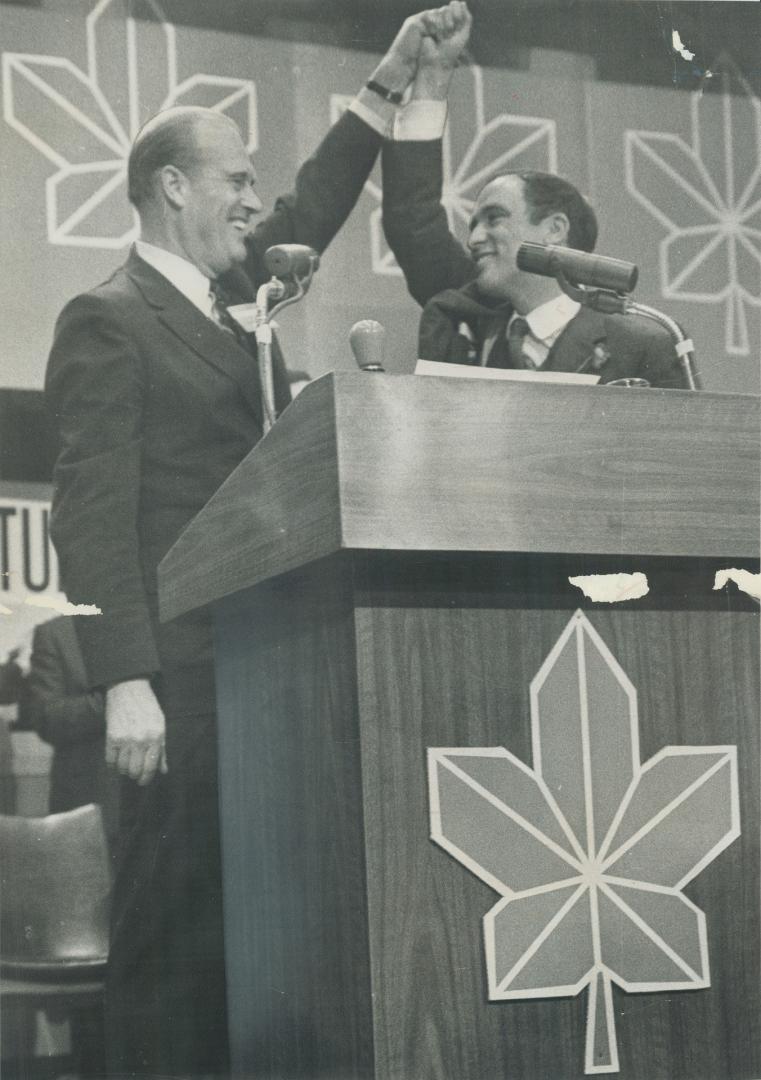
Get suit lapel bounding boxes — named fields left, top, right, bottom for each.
left=125, top=249, right=263, bottom=421
left=542, top=306, right=609, bottom=374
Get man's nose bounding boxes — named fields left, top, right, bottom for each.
left=241, top=186, right=263, bottom=214
left=468, top=221, right=486, bottom=250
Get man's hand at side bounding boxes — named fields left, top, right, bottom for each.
left=106, top=678, right=167, bottom=785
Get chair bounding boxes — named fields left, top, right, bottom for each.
left=0, top=803, right=111, bottom=1078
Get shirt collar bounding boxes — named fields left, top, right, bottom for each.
left=523, top=292, right=581, bottom=343
left=135, top=240, right=213, bottom=317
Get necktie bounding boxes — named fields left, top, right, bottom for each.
left=506, top=316, right=534, bottom=368
left=486, top=316, right=535, bottom=369
left=209, top=281, right=249, bottom=349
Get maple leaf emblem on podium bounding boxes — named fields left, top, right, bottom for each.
left=428, top=611, right=740, bottom=1075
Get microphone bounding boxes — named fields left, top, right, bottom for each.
left=264, top=244, right=320, bottom=278
left=350, top=319, right=385, bottom=371
left=517, top=242, right=638, bottom=293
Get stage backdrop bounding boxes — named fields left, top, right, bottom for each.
left=0, top=0, right=759, bottom=395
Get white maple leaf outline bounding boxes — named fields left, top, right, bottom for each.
left=428, top=610, right=740, bottom=1076
left=1, top=0, right=257, bottom=248
left=331, top=64, right=557, bottom=276
left=624, top=53, right=761, bottom=356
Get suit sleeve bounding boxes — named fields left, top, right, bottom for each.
left=639, top=322, right=692, bottom=389
left=381, top=138, right=475, bottom=308
left=20, top=623, right=105, bottom=747
left=245, top=110, right=384, bottom=285
left=45, top=294, right=160, bottom=689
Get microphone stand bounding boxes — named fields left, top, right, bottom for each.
left=548, top=255, right=702, bottom=391
left=254, top=257, right=319, bottom=434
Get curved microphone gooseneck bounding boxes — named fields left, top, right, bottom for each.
left=516, top=242, right=701, bottom=390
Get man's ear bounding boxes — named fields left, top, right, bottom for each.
left=542, top=211, right=570, bottom=246
left=158, top=165, right=187, bottom=210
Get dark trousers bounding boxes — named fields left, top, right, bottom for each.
left=104, top=711, right=229, bottom=1079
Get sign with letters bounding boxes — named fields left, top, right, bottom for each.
left=0, top=491, right=64, bottom=661
left=0, top=496, right=59, bottom=599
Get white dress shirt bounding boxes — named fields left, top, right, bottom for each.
left=350, top=89, right=411, bottom=137
left=498, top=293, right=581, bottom=368
left=393, top=99, right=449, bottom=140
left=135, top=240, right=215, bottom=318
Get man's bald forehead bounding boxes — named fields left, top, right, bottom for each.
left=477, top=174, right=524, bottom=204
left=132, top=106, right=239, bottom=153
left=127, top=107, right=241, bottom=208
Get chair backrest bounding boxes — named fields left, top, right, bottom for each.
left=0, top=803, right=110, bottom=971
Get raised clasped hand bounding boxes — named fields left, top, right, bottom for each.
left=419, top=2, right=473, bottom=69
left=380, top=1, right=472, bottom=90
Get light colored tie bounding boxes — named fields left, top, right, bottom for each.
left=506, top=316, right=536, bottom=369
left=486, top=315, right=535, bottom=369
left=209, top=282, right=248, bottom=348
left=209, top=283, right=232, bottom=331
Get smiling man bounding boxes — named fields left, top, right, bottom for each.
left=44, top=10, right=460, bottom=1077
left=381, top=12, right=689, bottom=387
left=128, top=108, right=267, bottom=279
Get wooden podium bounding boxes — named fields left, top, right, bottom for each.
left=160, top=374, right=760, bottom=1080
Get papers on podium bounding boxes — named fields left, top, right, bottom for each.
left=415, top=359, right=600, bottom=385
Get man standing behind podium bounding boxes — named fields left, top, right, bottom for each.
left=382, top=8, right=689, bottom=388
left=45, top=10, right=459, bottom=1077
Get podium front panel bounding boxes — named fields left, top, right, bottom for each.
left=213, top=550, right=759, bottom=1080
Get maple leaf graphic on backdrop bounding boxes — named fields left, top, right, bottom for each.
left=331, top=64, right=557, bottom=275
left=625, top=53, right=761, bottom=357
left=428, top=610, right=740, bottom=1075
left=2, top=0, right=257, bottom=248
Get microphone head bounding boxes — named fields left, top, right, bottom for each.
left=349, top=319, right=386, bottom=371
left=264, top=244, right=320, bottom=278
left=517, top=242, right=638, bottom=293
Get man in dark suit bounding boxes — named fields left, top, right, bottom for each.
left=17, top=616, right=119, bottom=840
left=45, top=11, right=455, bottom=1076
left=0, top=648, right=23, bottom=706
left=381, top=8, right=689, bottom=388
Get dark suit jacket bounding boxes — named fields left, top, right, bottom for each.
left=381, top=138, right=689, bottom=389
left=46, top=110, right=382, bottom=717
left=17, top=616, right=118, bottom=835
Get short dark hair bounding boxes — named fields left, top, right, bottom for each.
left=513, top=171, right=598, bottom=252
left=127, top=107, right=233, bottom=209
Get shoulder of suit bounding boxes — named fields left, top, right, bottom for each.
left=56, top=262, right=141, bottom=323
left=424, top=280, right=490, bottom=315
left=89, top=261, right=139, bottom=302
left=599, top=309, right=673, bottom=343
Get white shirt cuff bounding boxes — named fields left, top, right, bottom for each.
left=393, top=99, right=448, bottom=141
left=348, top=96, right=393, bottom=138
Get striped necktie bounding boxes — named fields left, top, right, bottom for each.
left=487, top=315, right=534, bottom=369
left=209, top=281, right=249, bottom=348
